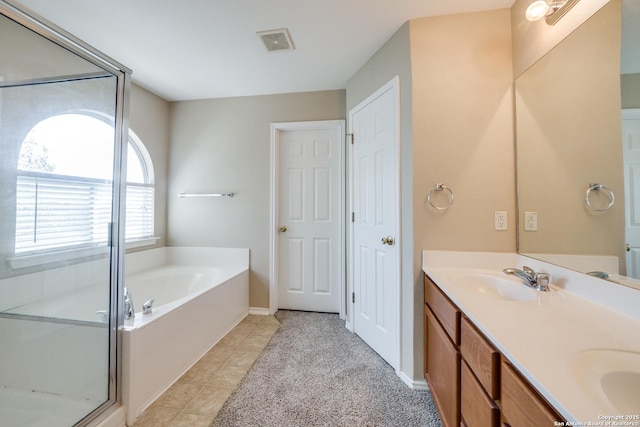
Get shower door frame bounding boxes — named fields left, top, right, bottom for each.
left=0, top=1, right=132, bottom=425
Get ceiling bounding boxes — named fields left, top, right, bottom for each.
left=14, top=0, right=515, bottom=101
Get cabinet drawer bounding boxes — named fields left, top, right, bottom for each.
left=461, top=361, right=499, bottom=427
left=461, top=316, right=500, bottom=399
left=501, top=361, right=563, bottom=427
left=424, top=274, right=460, bottom=344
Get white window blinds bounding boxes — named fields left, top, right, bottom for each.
left=15, top=172, right=154, bottom=254
left=124, top=183, right=155, bottom=242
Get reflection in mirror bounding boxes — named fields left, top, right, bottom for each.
left=515, top=0, right=640, bottom=290
left=621, top=0, right=640, bottom=284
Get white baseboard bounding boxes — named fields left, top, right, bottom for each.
left=397, top=371, right=429, bottom=391
left=249, top=307, right=270, bottom=315
left=344, top=320, right=354, bottom=332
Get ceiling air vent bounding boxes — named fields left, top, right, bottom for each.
left=257, top=28, right=295, bottom=52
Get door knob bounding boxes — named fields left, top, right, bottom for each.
left=279, top=226, right=287, bottom=232
left=381, top=236, right=395, bottom=245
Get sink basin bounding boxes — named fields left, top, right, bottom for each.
left=571, top=349, right=640, bottom=414
left=452, top=271, right=538, bottom=302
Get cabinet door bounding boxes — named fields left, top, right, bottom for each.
left=425, top=305, right=460, bottom=427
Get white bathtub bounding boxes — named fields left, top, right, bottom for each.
left=121, top=246, right=249, bottom=426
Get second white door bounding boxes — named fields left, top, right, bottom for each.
left=623, top=109, right=640, bottom=278
left=349, top=77, right=400, bottom=369
left=277, top=122, right=344, bottom=313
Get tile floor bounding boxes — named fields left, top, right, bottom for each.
left=131, top=314, right=280, bottom=427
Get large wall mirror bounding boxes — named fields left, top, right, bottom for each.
left=516, top=0, right=640, bottom=290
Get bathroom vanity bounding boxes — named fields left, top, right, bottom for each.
left=422, top=251, right=640, bottom=427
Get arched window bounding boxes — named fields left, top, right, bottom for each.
left=15, top=112, right=154, bottom=254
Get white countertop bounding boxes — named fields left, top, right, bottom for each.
left=422, top=250, right=640, bottom=424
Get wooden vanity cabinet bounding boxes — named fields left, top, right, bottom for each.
left=424, top=273, right=565, bottom=427
left=424, top=276, right=460, bottom=427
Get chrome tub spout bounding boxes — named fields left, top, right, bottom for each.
left=124, top=287, right=135, bottom=319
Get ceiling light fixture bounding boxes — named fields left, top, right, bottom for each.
left=525, top=0, right=580, bottom=25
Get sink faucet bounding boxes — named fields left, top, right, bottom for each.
left=587, top=271, right=610, bottom=279
left=502, top=266, right=551, bottom=292
left=124, top=287, right=135, bottom=319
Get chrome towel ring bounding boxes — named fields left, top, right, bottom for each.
left=585, top=183, right=614, bottom=212
left=427, top=183, right=454, bottom=210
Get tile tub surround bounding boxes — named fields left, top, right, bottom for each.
left=422, top=250, right=640, bottom=423
left=131, top=314, right=280, bottom=427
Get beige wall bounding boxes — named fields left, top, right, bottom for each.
left=129, top=84, right=170, bottom=250
left=511, top=0, right=611, bottom=78
left=410, top=9, right=514, bottom=379
left=622, top=73, right=640, bottom=108
left=167, top=91, right=346, bottom=308
left=516, top=2, right=624, bottom=267
left=346, top=22, right=416, bottom=380
left=411, top=9, right=515, bottom=255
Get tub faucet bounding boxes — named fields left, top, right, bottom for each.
left=124, top=287, right=135, bottom=319
left=502, top=266, right=551, bottom=292
left=142, top=299, right=154, bottom=314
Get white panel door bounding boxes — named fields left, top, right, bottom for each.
left=277, top=125, right=342, bottom=313
left=349, top=78, right=399, bottom=368
left=622, top=109, right=640, bottom=278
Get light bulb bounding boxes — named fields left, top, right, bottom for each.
left=526, top=0, right=550, bottom=21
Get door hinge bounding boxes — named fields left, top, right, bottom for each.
left=347, top=133, right=354, bottom=144
left=351, top=212, right=355, bottom=222
left=352, top=292, right=355, bottom=303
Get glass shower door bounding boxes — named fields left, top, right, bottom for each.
left=0, top=4, right=129, bottom=426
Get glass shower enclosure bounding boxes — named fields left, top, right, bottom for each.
left=0, top=2, right=130, bottom=426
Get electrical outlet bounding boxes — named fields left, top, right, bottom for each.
left=524, top=211, right=538, bottom=231
left=494, top=211, right=507, bottom=231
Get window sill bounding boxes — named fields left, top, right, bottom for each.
left=8, top=237, right=160, bottom=269
left=125, top=237, right=160, bottom=250
left=9, top=246, right=108, bottom=269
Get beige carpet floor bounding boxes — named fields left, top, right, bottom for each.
left=211, top=310, right=441, bottom=427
